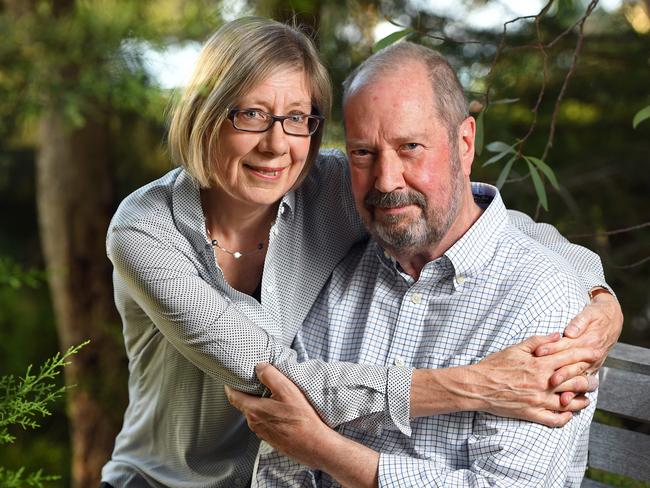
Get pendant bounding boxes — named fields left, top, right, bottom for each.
left=233, top=251, right=242, bottom=259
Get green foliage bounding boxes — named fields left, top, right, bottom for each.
left=373, top=28, right=414, bottom=52
left=0, top=467, right=59, bottom=488
left=0, top=0, right=221, bottom=138
left=482, top=142, right=559, bottom=209
left=0, top=258, right=45, bottom=291
left=0, top=341, right=87, bottom=487
left=633, top=105, right=650, bottom=129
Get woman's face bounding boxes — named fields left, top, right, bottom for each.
left=213, top=69, right=313, bottom=209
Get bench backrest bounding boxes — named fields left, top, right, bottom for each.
left=581, top=342, right=650, bottom=487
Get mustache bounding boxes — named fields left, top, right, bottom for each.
left=364, top=188, right=427, bottom=209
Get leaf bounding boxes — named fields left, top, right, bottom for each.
left=526, top=160, right=548, bottom=211
left=482, top=150, right=511, bottom=167
left=490, top=98, right=520, bottom=105
left=475, top=109, right=484, bottom=156
left=485, top=141, right=515, bottom=154
left=495, top=155, right=517, bottom=189
left=524, top=156, right=560, bottom=191
left=373, top=28, right=414, bottom=53
left=633, top=105, right=650, bottom=129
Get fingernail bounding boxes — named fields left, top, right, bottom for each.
left=565, top=324, right=579, bottom=335
left=224, top=385, right=232, bottom=399
left=255, top=363, right=269, bottom=374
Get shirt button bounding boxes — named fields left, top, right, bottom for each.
left=271, top=226, right=279, bottom=237
left=394, top=356, right=405, bottom=367
left=266, top=285, right=275, bottom=293
left=455, top=275, right=466, bottom=285
left=280, top=205, right=285, bottom=215
left=411, top=292, right=422, bottom=304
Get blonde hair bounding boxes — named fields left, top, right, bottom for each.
left=168, top=17, right=332, bottom=188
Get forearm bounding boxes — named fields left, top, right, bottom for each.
left=311, top=429, right=379, bottom=488
left=410, top=366, right=480, bottom=417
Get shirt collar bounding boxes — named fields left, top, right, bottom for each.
left=373, top=182, right=507, bottom=286
left=444, top=182, right=507, bottom=282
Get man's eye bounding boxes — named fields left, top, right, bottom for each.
left=351, top=149, right=371, bottom=157
left=402, top=143, right=420, bottom=151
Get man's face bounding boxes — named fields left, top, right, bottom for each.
left=343, top=62, right=466, bottom=254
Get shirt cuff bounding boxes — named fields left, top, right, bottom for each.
left=387, top=366, right=413, bottom=436
left=579, top=273, right=616, bottom=300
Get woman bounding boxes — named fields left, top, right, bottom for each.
left=102, top=17, right=612, bottom=488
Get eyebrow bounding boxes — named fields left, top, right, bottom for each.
left=240, top=99, right=312, bottom=111
left=345, top=133, right=430, bottom=147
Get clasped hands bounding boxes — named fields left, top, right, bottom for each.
left=226, top=293, right=622, bottom=466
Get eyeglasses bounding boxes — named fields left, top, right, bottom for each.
left=227, top=108, right=324, bottom=137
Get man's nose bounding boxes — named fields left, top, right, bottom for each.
left=374, top=151, right=406, bottom=193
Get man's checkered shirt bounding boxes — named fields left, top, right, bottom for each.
left=255, top=184, right=597, bottom=488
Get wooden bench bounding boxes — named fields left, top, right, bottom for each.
left=581, top=342, right=650, bottom=487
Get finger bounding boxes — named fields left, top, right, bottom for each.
left=255, top=363, right=300, bottom=400
left=560, top=391, right=576, bottom=407
left=561, top=394, right=590, bottom=412
left=534, top=337, right=573, bottom=357
left=549, top=361, right=591, bottom=387
left=530, top=410, right=573, bottom=428
left=540, top=347, right=598, bottom=372
left=519, top=332, right=561, bottom=353
left=553, top=372, right=599, bottom=393
left=564, top=305, right=598, bottom=338
left=225, top=385, right=257, bottom=412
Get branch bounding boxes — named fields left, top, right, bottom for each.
left=606, top=256, right=650, bottom=270
left=541, top=0, right=599, bottom=161
left=568, top=221, right=650, bottom=239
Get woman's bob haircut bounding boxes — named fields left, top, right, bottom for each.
left=167, top=17, right=332, bottom=188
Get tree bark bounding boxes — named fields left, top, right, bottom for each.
left=1, top=0, right=128, bottom=484
left=36, top=109, right=126, bottom=488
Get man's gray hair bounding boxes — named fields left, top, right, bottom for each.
left=342, top=42, right=468, bottom=138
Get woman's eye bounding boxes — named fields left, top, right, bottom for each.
left=288, top=114, right=306, bottom=123
left=242, top=109, right=263, bottom=119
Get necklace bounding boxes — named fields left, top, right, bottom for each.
left=206, top=225, right=267, bottom=260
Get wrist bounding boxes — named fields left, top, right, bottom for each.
left=316, top=428, right=379, bottom=488
left=410, top=366, right=482, bottom=417
left=589, top=286, right=612, bottom=301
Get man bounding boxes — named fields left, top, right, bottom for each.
left=227, top=42, right=606, bottom=487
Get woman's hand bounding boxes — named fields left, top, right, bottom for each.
left=465, top=333, right=597, bottom=427
left=536, top=291, right=623, bottom=377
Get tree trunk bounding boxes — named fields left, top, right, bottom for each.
left=36, top=110, right=126, bottom=488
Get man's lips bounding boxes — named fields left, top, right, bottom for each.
left=373, top=204, right=419, bottom=216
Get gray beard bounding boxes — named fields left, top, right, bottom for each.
left=363, top=158, right=464, bottom=253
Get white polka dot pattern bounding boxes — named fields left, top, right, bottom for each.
left=101, top=150, right=410, bottom=487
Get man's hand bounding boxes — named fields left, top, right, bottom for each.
left=534, top=291, right=623, bottom=399
left=225, top=363, right=333, bottom=468
left=463, top=333, right=596, bottom=427
left=226, top=363, right=380, bottom=488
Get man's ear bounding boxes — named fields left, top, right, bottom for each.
left=457, top=116, right=476, bottom=176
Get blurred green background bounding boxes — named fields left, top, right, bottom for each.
left=1, top=0, right=649, bottom=486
